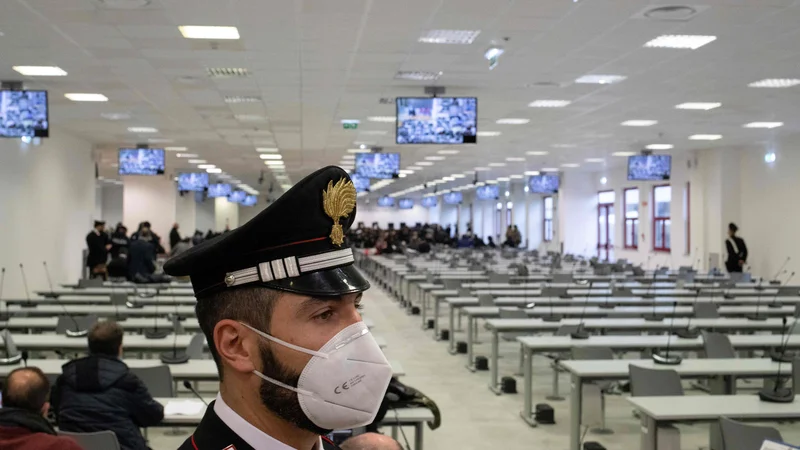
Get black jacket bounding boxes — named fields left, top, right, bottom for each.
left=725, top=236, right=748, bottom=272
left=86, top=230, right=110, bottom=267
left=169, top=227, right=181, bottom=250
left=127, top=239, right=157, bottom=281
left=51, top=355, right=164, bottom=450
left=178, top=401, right=340, bottom=450
left=110, top=231, right=130, bottom=259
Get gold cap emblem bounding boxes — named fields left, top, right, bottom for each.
left=322, top=178, right=356, bottom=246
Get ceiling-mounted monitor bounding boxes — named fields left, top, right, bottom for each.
left=396, top=97, right=477, bottom=144
left=421, top=196, right=438, bottom=208
left=351, top=173, right=371, bottom=192
left=628, top=154, right=671, bottom=181
left=443, top=192, right=463, bottom=205
left=208, top=183, right=232, bottom=198
left=377, top=196, right=394, bottom=207
left=355, top=153, right=400, bottom=179
left=177, top=172, right=209, bottom=192
left=528, top=174, right=560, bottom=194
left=228, top=190, right=247, bottom=203
left=0, top=90, right=49, bottom=138
left=398, top=198, right=414, bottom=210
left=241, top=195, right=258, bottom=206
left=118, top=148, right=165, bottom=175
left=476, top=184, right=499, bottom=200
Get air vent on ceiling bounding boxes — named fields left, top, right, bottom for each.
left=524, top=81, right=565, bottom=88
left=206, top=67, right=250, bottom=78
left=378, top=97, right=394, bottom=104
left=395, top=71, right=443, bottom=81
left=632, top=5, right=708, bottom=21
left=224, top=96, right=262, bottom=103
left=95, top=0, right=151, bottom=9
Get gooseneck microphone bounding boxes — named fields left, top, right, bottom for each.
left=0, top=268, right=8, bottom=322
left=18, top=264, right=35, bottom=309
left=769, top=317, right=796, bottom=363
left=769, top=272, right=794, bottom=309
left=44, top=262, right=89, bottom=338
left=144, top=285, right=169, bottom=339
left=759, top=317, right=795, bottom=403
left=747, top=277, right=768, bottom=321
left=182, top=380, right=208, bottom=406
left=771, top=257, right=791, bottom=285
left=642, top=266, right=658, bottom=300
left=542, top=279, right=561, bottom=323
left=599, top=278, right=614, bottom=309
left=652, top=301, right=682, bottom=365
left=570, top=280, right=591, bottom=339
left=675, top=289, right=701, bottom=339
left=644, top=269, right=662, bottom=321
left=160, top=289, right=190, bottom=364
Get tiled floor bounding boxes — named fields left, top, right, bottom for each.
left=147, top=278, right=800, bottom=449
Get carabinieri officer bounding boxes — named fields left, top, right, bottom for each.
left=164, top=166, right=392, bottom=450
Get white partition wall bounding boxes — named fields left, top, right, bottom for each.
left=100, top=184, right=124, bottom=229
left=195, top=197, right=216, bottom=233
left=174, top=192, right=196, bottom=238
left=123, top=175, right=176, bottom=245
left=215, top=197, right=239, bottom=231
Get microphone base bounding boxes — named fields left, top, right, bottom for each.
left=125, top=301, right=144, bottom=309
left=641, top=294, right=656, bottom=299
left=755, top=286, right=766, bottom=291
left=65, top=329, right=89, bottom=338
left=768, top=303, right=783, bottom=308
left=144, top=329, right=170, bottom=339
left=113, top=316, right=128, bottom=322
left=160, top=351, right=190, bottom=364
left=723, top=294, right=735, bottom=299
left=746, top=314, right=768, bottom=321
left=644, top=315, right=664, bottom=322
left=598, top=303, right=615, bottom=309
left=570, top=330, right=590, bottom=340
left=758, top=387, right=794, bottom=403
left=41, top=293, right=60, bottom=298
left=0, top=313, right=10, bottom=322
left=0, top=354, right=23, bottom=366
left=769, top=350, right=794, bottom=363
left=674, top=328, right=700, bottom=339
left=652, top=352, right=682, bottom=365
left=769, top=280, right=782, bottom=286
left=19, top=303, right=37, bottom=309
left=541, top=315, right=562, bottom=322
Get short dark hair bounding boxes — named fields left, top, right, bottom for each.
left=88, top=321, right=124, bottom=356
left=2, top=367, right=50, bottom=412
left=729, top=223, right=739, bottom=233
left=195, top=286, right=279, bottom=381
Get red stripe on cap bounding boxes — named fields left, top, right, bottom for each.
left=190, top=435, right=199, bottom=450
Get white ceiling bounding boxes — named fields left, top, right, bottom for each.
left=2, top=0, right=799, bottom=197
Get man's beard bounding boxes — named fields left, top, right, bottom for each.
left=258, top=343, right=331, bottom=436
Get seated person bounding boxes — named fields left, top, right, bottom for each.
left=487, top=236, right=496, bottom=248
left=341, top=432, right=403, bottom=450
left=51, top=321, right=164, bottom=450
left=0, top=367, right=83, bottom=450
left=456, top=234, right=474, bottom=248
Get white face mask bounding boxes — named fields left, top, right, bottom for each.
left=241, top=321, right=393, bottom=430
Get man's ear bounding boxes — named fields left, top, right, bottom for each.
left=41, top=401, right=50, bottom=418
left=214, top=320, right=258, bottom=375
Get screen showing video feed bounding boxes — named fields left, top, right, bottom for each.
left=443, top=192, right=463, bottom=205
left=628, top=155, right=671, bottom=181
left=228, top=190, right=247, bottom=203
left=177, top=172, right=209, bottom=192
left=208, top=183, right=232, bottom=198
left=0, top=90, right=48, bottom=138
left=377, top=196, right=394, bottom=207
left=351, top=174, right=371, bottom=192
left=119, top=148, right=165, bottom=175
left=476, top=184, right=499, bottom=200
left=528, top=174, right=560, bottom=194
left=421, top=196, right=438, bottom=208
left=355, top=153, right=400, bottom=179
left=398, top=198, right=414, bottom=209
left=242, top=195, right=258, bottom=206
left=396, top=97, right=477, bottom=144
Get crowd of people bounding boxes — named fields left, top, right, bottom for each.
left=347, top=222, right=524, bottom=255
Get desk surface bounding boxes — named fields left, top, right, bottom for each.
left=485, top=317, right=792, bottom=332
left=0, top=316, right=374, bottom=331
left=517, top=333, right=800, bottom=351
left=560, top=358, right=783, bottom=379
left=39, top=289, right=195, bottom=296
left=460, top=305, right=797, bottom=318
left=627, top=395, right=800, bottom=421
left=7, top=304, right=197, bottom=316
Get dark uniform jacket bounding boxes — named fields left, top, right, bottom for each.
left=177, top=401, right=340, bottom=450
left=85, top=230, right=110, bottom=267
left=725, top=236, right=748, bottom=273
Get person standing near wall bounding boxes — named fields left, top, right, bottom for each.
left=86, top=220, right=111, bottom=280
left=725, top=223, right=748, bottom=273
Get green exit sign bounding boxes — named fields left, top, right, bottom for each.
left=341, top=120, right=359, bottom=130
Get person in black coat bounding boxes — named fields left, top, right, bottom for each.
left=85, top=220, right=111, bottom=279
left=169, top=223, right=181, bottom=250
left=51, top=321, right=164, bottom=450
left=109, top=223, right=129, bottom=259
left=127, top=235, right=157, bottom=283
left=725, top=222, right=748, bottom=273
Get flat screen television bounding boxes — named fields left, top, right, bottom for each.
left=398, top=199, right=414, bottom=210
left=0, top=90, right=49, bottom=138
left=228, top=190, right=247, bottom=203
left=351, top=174, right=371, bottom=192
left=421, top=196, right=438, bottom=208
left=208, top=183, right=232, bottom=198
left=443, top=192, right=463, bottom=205
left=628, top=155, right=671, bottom=181
left=119, top=148, right=165, bottom=175
left=177, top=172, right=209, bottom=192
left=377, top=196, right=394, bottom=207
left=528, top=174, right=560, bottom=194
left=396, top=97, right=477, bottom=144
left=355, top=153, right=400, bottom=179
left=476, top=184, right=499, bottom=200
left=241, top=195, right=258, bottom=206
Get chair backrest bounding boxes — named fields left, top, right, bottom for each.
left=554, top=324, right=580, bottom=336
left=719, top=417, right=782, bottom=450
left=792, top=357, right=800, bottom=393
left=552, top=273, right=574, bottom=284
left=109, top=293, right=128, bottom=306
left=498, top=308, right=528, bottom=319
left=443, top=279, right=461, bottom=290
left=489, top=273, right=510, bottom=284
left=59, top=430, right=121, bottom=450
left=55, top=315, right=98, bottom=334
left=542, top=287, right=568, bottom=297
left=0, top=329, right=18, bottom=356
left=571, top=346, right=614, bottom=361
left=694, top=303, right=720, bottom=319
left=186, top=333, right=206, bottom=360
left=702, top=331, right=736, bottom=359
left=130, top=365, right=174, bottom=397
left=628, top=365, right=684, bottom=397
left=78, top=278, right=104, bottom=289
left=478, top=294, right=494, bottom=307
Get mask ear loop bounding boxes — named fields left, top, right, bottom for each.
left=253, top=369, right=316, bottom=398
left=239, top=322, right=329, bottom=359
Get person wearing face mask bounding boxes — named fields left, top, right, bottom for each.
left=164, top=166, right=392, bottom=450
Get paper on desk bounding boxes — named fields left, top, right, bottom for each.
left=762, top=440, right=800, bottom=450
left=164, top=400, right=205, bottom=416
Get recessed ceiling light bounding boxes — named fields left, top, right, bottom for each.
left=188, top=159, right=206, bottom=164
left=395, top=71, right=443, bottom=81
left=644, top=34, right=716, bottom=50
left=206, top=168, right=222, bottom=174
left=612, top=151, right=637, bottom=157
left=528, top=100, right=571, bottom=108
left=418, top=29, right=481, bottom=44
left=341, top=119, right=360, bottom=125
left=197, top=164, right=216, bottom=169
left=646, top=144, right=674, bottom=150
left=497, top=177, right=510, bottom=182
left=179, top=26, right=240, bottom=40
left=234, top=114, right=268, bottom=122
left=265, top=160, right=285, bottom=166
left=416, top=162, right=434, bottom=167
left=398, top=173, right=407, bottom=178
left=748, top=79, right=800, bottom=88
left=551, top=144, right=576, bottom=149
left=367, top=116, right=396, bottom=123
left=127, top=126, right=158, bottom=133
left=176, top=153, right=198, bottom=158
left=561, top=163, right=580, bottom=168
left=65, top=93, right=108, bottom=102
left=689, top=134, right=722, bottom=140
left=206, top=67, right=250, bottom=78
left=260, top=154, right=282, bottom=160
left=474, top=167, right=489, bottom=171
left=621, top=120, right=658, bottom=127
left=477, top=131, right=501, bottom=137
left=575, top=74, right=626, bottom=84
left=425, top=156, right=446, bottom=161
left=101, top=112, right=131, bottom=121
left=510, top=175, right=523, bottom=179
left=675, top=102, right=721, bottom=110
left=341, top=155, right=355, bottom=160
left=526, top=151, right=549, bottom=156
left=442, top=176, right=456, bottom=181
left=541, top=168, right=559, bottom=172
left=399, top=169, right=414, bottom=175
left=346, top=148, right=371, bottom=153
left=524, top=171, right=540, bottom=176
left=438, top=149, right=460, bottom=155
left=506, top=157, right=525, bottom=162
left=496, top=118, right=530, bottom=125
left=147, top=138, right=173, bottom=143
left=256, top=147, right=279, bottom=153
left=165, top=146, right=187, bottom=151
left=743, top=122, right=783, bottom=129
left=488, top=162, right=506, bottom=167
left=407, top=166, right=423, bottom=170
left=585, top=158, right=605, bottom=163
left=452, top=174, right=466, bottom=178
left=224, top=95, right=261, bottom=103
left=359, top=130, right=387, bottom=135
left=12, top=66, right=67, bottom=76
left=281, top=184, right=293, bottom=190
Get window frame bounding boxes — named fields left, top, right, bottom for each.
left=652, top=184, right=671, bottom=252
left=623, top=187, right=639, bottom=250
left=543, top=196, right=553, bottom=242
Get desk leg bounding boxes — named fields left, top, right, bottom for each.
left=466, top=315, right=476, bottom=371
left=488, top=330, right=502, bottom=395
left=569, top=374, right=582, bottom=450
left=641, top=415, right=657, bottom=450
left=433, top=298, right=440, bottom=340
left=520, top=348, right=538, bottom=427
left=414, top=423, right=424, bottom=450
left=448, top=306, right=457, bottom=354
left=420, top=291, right=428, bottom=328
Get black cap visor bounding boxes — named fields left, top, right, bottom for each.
left=262, top=264, right=370, bottom=297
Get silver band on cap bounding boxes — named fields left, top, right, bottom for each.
left=224, top=248, right=355, bottom=289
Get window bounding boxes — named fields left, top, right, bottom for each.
left=623, top=188, right=639, bottom=249
left=544, top=196, right=554, bottom=242
left=683, top=183, right=690, bottom=255
left=653, top=185, right=671, bottom=252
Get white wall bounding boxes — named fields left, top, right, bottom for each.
left=238, top=202, right=267, bottom=226
left=0, top=132, right=95, bottom=296
left=123, top=175, right=176, bottom=243
left=355, top=201, right=430, bottom=228
left=215, top=197, right=239, bottom=231
left=100, top=184, right=124, bottom=228
left=195, top=196, right=216, bottom=233
left=174, top=192, right=196, bottom=241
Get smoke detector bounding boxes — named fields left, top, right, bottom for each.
left=633, top=5, right=709, bottom=21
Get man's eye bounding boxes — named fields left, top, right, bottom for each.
left=355, top=302, right=364, bottom=311
left=316, top=310, right=334, bottom=321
